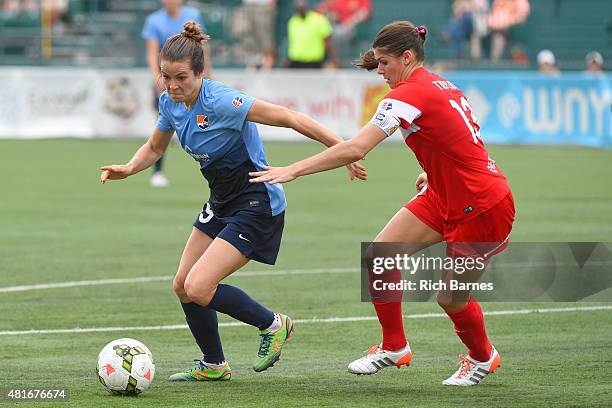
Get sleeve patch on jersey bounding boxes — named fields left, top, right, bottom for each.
left=378, top=98, right=422, bottom=125
left=370, top=110, right=401, bottom=137
left=232, top=96, right=243, bottom=108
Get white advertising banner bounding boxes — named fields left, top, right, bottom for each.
left=0, top=68, right=384, bottom=140
left=2, top=67, right=607, bottom=146
left=214, top=70, right=384, bottom=140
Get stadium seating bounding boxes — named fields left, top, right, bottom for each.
left=0, top=0, right=609, bottom=70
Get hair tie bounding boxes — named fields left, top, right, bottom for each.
left=415, top=26, right=427, bottom=36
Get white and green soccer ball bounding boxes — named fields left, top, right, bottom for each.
left=96, top=338, right=155, bottom=396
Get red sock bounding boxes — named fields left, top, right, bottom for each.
left=373, top=301, right=407, bottom=351
left=445, top=297, right=492, bottom=362
left=368, top=266, right=406, bottom=351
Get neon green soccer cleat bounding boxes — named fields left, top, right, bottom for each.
left=253, top=313, right=294, bottom=372
left=168, top=359, right=232, bottom=382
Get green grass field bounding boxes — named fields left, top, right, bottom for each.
left=0, top=139, right=611, bottom=407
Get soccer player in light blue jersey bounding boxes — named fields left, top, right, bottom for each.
left=100, top=21, right=366, bottom=381
left=142, top=0, right=212, bottom=187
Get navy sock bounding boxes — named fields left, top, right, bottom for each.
left=180, top=302, right=225, bottom=365
left=207, top=284, right=275, bottom=330
left=153, top=155, right=164, bottom=173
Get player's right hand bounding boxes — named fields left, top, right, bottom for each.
left=100, top=164, right=132, bottom=184
left=415, top=172, right=427, bottom=192
left=346, top=162, right=367, bottom=181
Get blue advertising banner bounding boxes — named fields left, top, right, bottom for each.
left=445, top=72, right=612, bottom=148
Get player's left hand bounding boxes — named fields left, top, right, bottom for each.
left=249, top=166, right=297, bottom=184
left=346, top=162, right=367, bottom=181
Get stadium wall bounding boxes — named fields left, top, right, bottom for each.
left=0, top=68, right=610, bottom=147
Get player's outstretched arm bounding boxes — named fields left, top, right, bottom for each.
left=246, top=100, right=367, bottom=181
left=249, top=124, right=386, bottom=184
left=100, top=128, right=174, bottom=184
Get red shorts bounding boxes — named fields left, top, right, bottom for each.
left=405, top=187, right=515, bottom=258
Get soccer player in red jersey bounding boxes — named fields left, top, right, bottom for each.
left=250, top=21, right=515, bottom=386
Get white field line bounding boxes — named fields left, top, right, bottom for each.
left=0, top=267, right=359, bottom=294
left=0, top=305, right=610, bottom=336
left=4, top=260, right=611, bottom=294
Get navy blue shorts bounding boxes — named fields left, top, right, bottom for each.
left=193, top=202, right=285, bottom=265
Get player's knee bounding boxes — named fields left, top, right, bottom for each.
left=172, top=276, right=187, bottom=297
left=436, top=292, right=467, bottom=312
left=436, top=292, right=453, bottom=309
left=184, top=280, right=217, bottom=306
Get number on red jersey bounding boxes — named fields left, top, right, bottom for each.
left=449, top=96, right=482, bottom=144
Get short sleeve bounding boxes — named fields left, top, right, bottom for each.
left=141, top=15, right=158, bottom=42
left=213, top=85, right=255, bottom=131
left=156, top=93, right=174, bottom=132
left=369, top=98, right=422, bottom=137
left=376, top=98, right=422, bottom=127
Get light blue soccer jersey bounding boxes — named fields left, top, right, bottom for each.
left=157, top=80, right=286, bottom=217
left=141, top=6, right=205, bottom=46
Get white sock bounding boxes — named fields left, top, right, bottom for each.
left=265, top=313, right=282, bottom=332
left=203, top=360, right=226, bottom=369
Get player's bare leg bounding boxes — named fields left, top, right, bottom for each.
left=173, top=227, right=214, bottom=302
left=185, top=238, right=293, bottom=372
left=170, top=228, right=232, bottom=381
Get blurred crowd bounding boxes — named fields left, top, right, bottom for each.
left=440, top=0, right=605, bottom=73
left=536, top=49, right=605, bottom=76
left=441, top=0, right=531, bottom=63
left=0, top=0, right=607, bottom=73
left=240, top=0, right=372, bottom=70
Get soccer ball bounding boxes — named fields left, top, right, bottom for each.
left=96, top=338, right=155, bottom=396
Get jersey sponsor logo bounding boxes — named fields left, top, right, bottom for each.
left=232, top=96, right=243, bottom=108
left=381, top=100, right=393, bottom=110
left=196, top=114, right=209, bottom=130
left=184, top=146, right=210, bottom=162
left=238, top=233, right=251, bottom=242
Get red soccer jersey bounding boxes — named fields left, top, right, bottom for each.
left=375, top=67, right=510, bottom=223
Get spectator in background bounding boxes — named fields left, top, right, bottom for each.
left=42, top=0, right=68, bottom=25
left=240, top=0, right=277, bottom=70
left=441, top=0, right=473, bottom=59
left=469, top=0, right=489, bottom=60
left=2, top=0, right=38, bottom=13
left=487, top=0, right=530, bottom=63
left=142, top=0, right=211, bottom=187
left=287, top=0, right=338, bottom=69
left=537, top=49, right=560, bottom=76
left=316, top=0, right=372, bottom=64
left=584, top=51, right=604, bottom=75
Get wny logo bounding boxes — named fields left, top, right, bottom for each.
left=197, top=115, right=209, bottom=130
